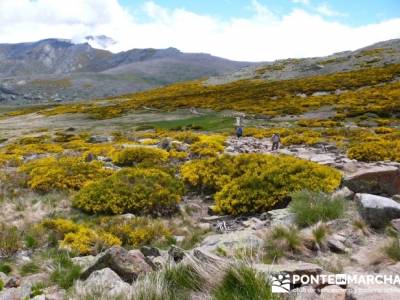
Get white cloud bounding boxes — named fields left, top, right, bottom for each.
left=292, top=0, right=310, bottom=5
left=0, top=0, right=399, bottom=62
left=315, top=3, right=347, bottom=17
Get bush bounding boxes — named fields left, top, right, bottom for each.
left=181, top=154, right=341, bottom=215
left=347, top=141, right=400, bottom=162
left=98, top=216, right=173, bottom=248
left=19, top=156, right=112, bottom=193
left=0, top=263, right=12, bottom=275
left=42, top=219, right=121, bottom=255
left=73, top=168, right=184, bottom=215
left=112, top=146, right=169, bottom=167
left=290, top=190, right=345, bottom=227
left=189, top=135, right=225, bottom=157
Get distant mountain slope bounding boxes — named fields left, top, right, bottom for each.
left=0, top=39, right=251, bottom=103
left=207, top=39, right=400, bottom=85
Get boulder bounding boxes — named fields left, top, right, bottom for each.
left=200, top=230, right=263, bottom=253
left=332, top=187, right=355, bottom=200
left=140, top=246, right=161, bottom=258
left=344, top=166, right=400, bottom=196
left=168, top=245, right=186, bottom=262
left=192, top=248, right=227, bottom=264
left=393, top=195, right=400, bottom=202
left=0, top=286, right=31, bottom=300
left=80, top=246, right=152, bottom=283
left=88, top=135, right=112, bottom=143
left=255, top=261, right=323, bottom=278
left=355, top=193, right=400, bottom=228
left=71, top=255, right=97, bottom=269
left=77, top=268, right=132, bottom=298
left=266, top=208, right=295, bottom=227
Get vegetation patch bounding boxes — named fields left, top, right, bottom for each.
left=73, top=168, right=184, bottom=215
left=182, top=154, right=341, bottom=215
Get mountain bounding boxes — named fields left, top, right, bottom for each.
left=207, top=39, right=400, bottom=85
left=0, top=39, right=252, bottom=103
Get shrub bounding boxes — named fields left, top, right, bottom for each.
left=189, top=135, right=225, bottom=157
left=183, top=154, right=342, bottom=215
left=212, top=264, right=278, bottom=300
left=73, top=168, right=184, bottom=215
left=182, top=154, right=342, bottom=215
left=290, top=190, right=345, bottom=227
left=42, top=218, right=121, bottom=255
left=0, top=279, right=3, bottom=291
left=61, top=227, right=121, bottom=255
left=19, top=156, right=112, bottom=193
left=347, top=141, right=400, bottom=162
left=112, top=146, right=169, bottom=167
left=98, top=216, right=173, bottom=248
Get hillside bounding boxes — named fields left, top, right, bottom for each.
left=0, top=39, right=400, bottom=299
left=0, top=39, right=251, bottom=103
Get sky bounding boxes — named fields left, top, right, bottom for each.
left=0, top=0, right=399, bottom=61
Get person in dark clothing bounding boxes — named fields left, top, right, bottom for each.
left=236, top=126, right=243, bottom=138
left=271, top=133, right=281, bottom=151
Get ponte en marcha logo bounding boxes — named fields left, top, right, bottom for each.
left=270, top=272, right=400, bottom=293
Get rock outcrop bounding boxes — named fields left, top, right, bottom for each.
left=355, top=193, right=400, bottom=228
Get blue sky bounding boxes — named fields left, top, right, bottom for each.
left=0, top=0, right=399, bottom=61
left=121, top=0, right=400, bottom=26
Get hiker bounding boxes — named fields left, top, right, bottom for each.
left=236, top=126, right=243, bottom=138
left=271, top=133, right=281, bottom=151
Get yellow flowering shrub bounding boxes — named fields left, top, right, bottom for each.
left=0, top=153, right=22, bottom=167
left=42, top=218, right=121, bottom=255
left=98, top=216, right=172, bottom=248
left=4, top=143, right=63, bottom=156
left=73, top=168, right=184, bottom=215
left=168, top=149, right=189, bottom=161
left=112, top=146, right=169, bottom=167
left=347, top=141, right=400, bottom=162
left=297, top=119, right=342, bottom=128
left=282, top=131, right=322, bottom=146
left=189, top=135, right=225, bottom=157
left=181, top=154, right=342, bottom=215
left=19, top=156, right=112, bottom=193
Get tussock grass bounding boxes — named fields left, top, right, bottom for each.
left=290, top=190, right=345, bottom=228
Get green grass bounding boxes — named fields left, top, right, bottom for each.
left=212, top=264, right=280, bottom=300
left=49, top=251, right=81, bottom=289
left=384, top=238, right=400, bottom=261
left=290, top=190, right=345, bottom=228
left=20, top=261, right=40, bottom=276
left=138, top=114, right=234, bottom=132
left=0, top=262, right=12, bottom=275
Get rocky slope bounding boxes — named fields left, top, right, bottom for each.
left=207, top=39, right=400, bottom=85
left=0, top=39, right=251, bottom=103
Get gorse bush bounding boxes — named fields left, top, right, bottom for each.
left=347, top=141, right=400, bottom=162
left=19, top=156, right=112, bottom=193
left=73, top=168, right=184, bottom=215
left=189, top=135, right=225, bottom=157
left=98, top=216, right=173, bottom=248
left=112, top=146, right=169, bottom=167
left=182, top=154, right=341, bottom=215
left=42, top=218, right=121, bottom=255
left=290, top=190, right=345, bottom=227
